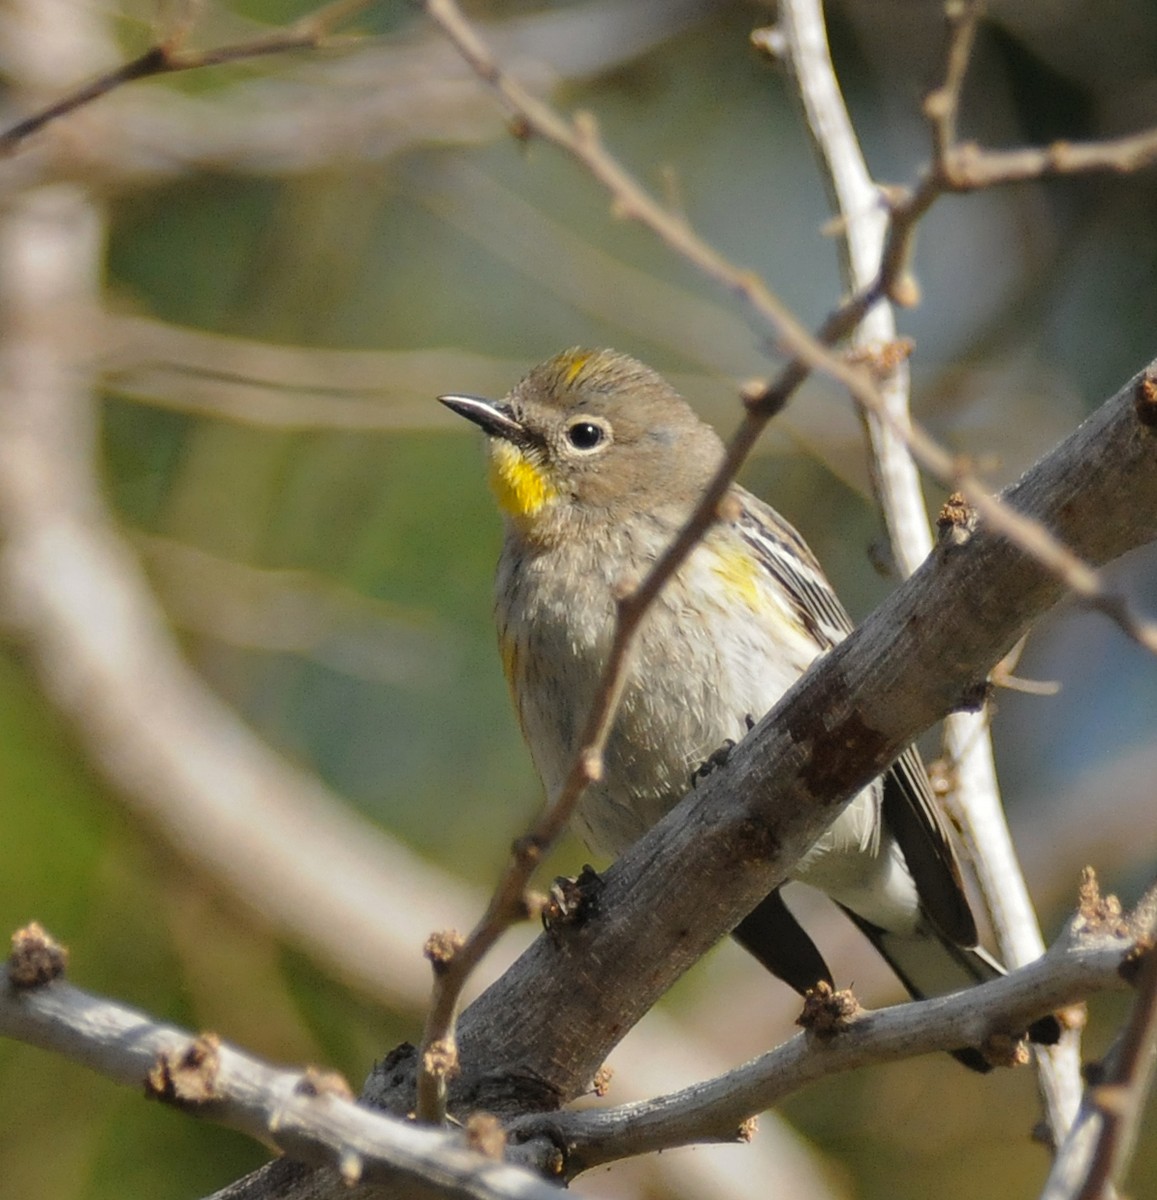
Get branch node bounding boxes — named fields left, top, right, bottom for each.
left=424, top=929, right=466, bottom=974
left=888, top=271, right=922, bottom=308
left=796, top=980, right=862, bottom=1039
left=846, top=337, right=915, bottom=379
left=739, top=377, right=789, bottom=419
left=579, top=746, right=604, bottom=784
left=507, top=114, right=533, bottom=144
left=294, top=1065, right=355, bottom=1100
left=1056, top=1002, right=1089, bottom=1034
left=543, top=866, right=603, bottom=937
left=572, top=109, right=599, bottom=147
left=750, top=22, right=787, bottom=59
left=936, top=490, right=976, bottom=545
left=521, top=888, right=549, bottom=922
left=978, top=1032, right=1030, bottom=1070
left=1089, top=1083, right=1133, bottom=1118
left=512, top=832, right=545, bottom=866
left=1076, top=867, right=1129, bottom=937
left=715, top=492, right=743, bottom=523
left=338, top=1148, right=364, bottom=1185
left=922, top=87, right=952, bottom=123
left=738, top=377, right=769, bottom=409
left=1133, top=371, right=1157, bottom=427
left=423, top=1037, right=460, bottom=1081
left=464, top=1112, right=507, bottom=1158
left=7, top=922, right=68, bottom=988
left=953, top=678, right=991, bottom=713
left=611, top=572, right=639, bottom=603
left=145, top=1033, right=222, bottom=1107
left=1120, top=935, right=1154, bottom=986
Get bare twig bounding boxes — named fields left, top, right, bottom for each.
left=940, top=128, right=1157, bottom=187
left=2, top=889, right=1149, bottom=1195
left=423, top=0, right=825, bottom=381
left=0, top=939, right=566, bottom=1200
left=503, top=888, right=1151, bottom=1178
left=1073, top=930, right=1157, bottom=1199
left=924, top=0, right=983, bottom=164
left=1038, top=879, right=1157, bottom=1200
left=771, top=0, right=927, bottom=569
left=0, top=0, right=373, bottom=156
left=775, top=0, right=1085, bottom=1147
left=874, top=6, right=1157, bottom=310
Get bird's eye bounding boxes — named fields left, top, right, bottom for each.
left=566, top=419, right=607, bottom=451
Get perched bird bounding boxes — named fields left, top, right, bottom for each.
left=441, top=347, right=1056, bottom=1070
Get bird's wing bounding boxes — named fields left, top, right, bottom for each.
left=733, top=490, right=853, bottom=650
left=733, top=487, right=977, bottom=947
left=883, top=748, right=977, bottom=946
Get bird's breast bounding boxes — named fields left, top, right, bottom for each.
left=493, top=528, right=821, bottom=857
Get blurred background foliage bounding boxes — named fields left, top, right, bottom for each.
left=1, top=1, right=1156, bottom=1197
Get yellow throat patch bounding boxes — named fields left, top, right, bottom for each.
left=488, top=440, right=558, bottom=520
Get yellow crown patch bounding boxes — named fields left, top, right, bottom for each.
left=560, top=351, right=592, bottom=387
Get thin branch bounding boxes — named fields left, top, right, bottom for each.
left=0, top=2, right=718, bottom=190
left=876, top=14, right=1157, bottom=307
left=1074, top=918, right=1157, bottom=1199
left=505, top=886, right=1152, bottom=1178
left=1038, top=880, right=1157, bottom=1200
left=0, top=0, right=373, bottom=156
left=771, top=0, right=928, bottom=567
left=2, top=892, right=1149, bottom=1196
left=775, top=0, right=1086, bottom=1147
left=924, top=0, right=985, bottom=167
left=944, top=127, right=1157, bottom=188
left=423, top=0, right=826, bottom=384
left=0, top=930, right=565, bottom=1200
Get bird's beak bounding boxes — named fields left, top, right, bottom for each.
left=438, top=393, right=525, bottom=443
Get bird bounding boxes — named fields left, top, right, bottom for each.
left=440, top=347, right=1058, bottom=1070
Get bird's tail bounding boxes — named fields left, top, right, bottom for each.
left=732, top=891, right=1060, bottom=1073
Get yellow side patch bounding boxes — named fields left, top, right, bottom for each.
left=710, top=545, right=763, bottom=610
left=488, top=441, right=558, bottom=519
left=561, top=351, right=592, bottom=386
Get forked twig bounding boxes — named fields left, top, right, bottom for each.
left=0, top=0, right=373, bottom=156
